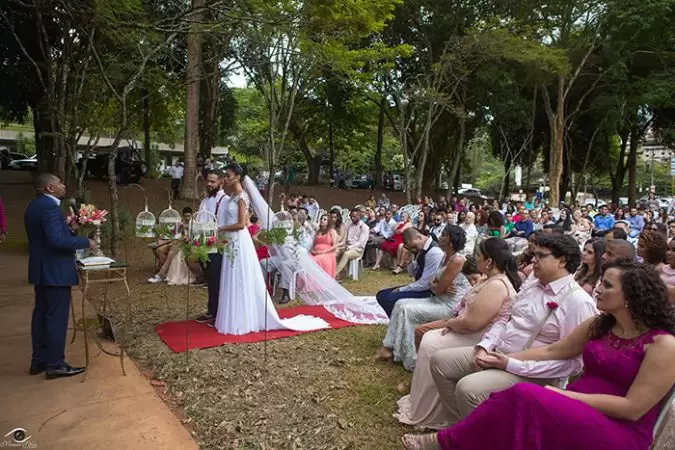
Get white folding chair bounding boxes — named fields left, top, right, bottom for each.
left=348, top=255, right=364, bottom=281
left=652, top=386, right=675, bottom=449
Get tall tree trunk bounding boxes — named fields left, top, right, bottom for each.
left=328, top=121, right=334, bottom=185
left=627, top=126, right=639, bottom=206
left=143, top=87, right=152, bottom=176
left=182, top=0, right=204, bottom=200
left=374, top=96, right=386, bottom=189
left=547, top=76, right=566, bottom=206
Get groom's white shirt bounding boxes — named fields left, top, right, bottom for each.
left=199, top=189, right=228, bottom=227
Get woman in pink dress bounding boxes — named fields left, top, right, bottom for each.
left=395, top=238, right=520, bottom=430
left=402, top=259, right=675, bottom=450
left=310, top=214, right=338, bottom=278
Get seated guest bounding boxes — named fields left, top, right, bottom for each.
left=375, top=229, right=444, bottom=317
left=395, top=238, right=521, bottom=429
left=330, top=209, right=346, bottom=257
left=627, top=206, right=645, bottom=239
left=374, top=212, right=412, bottom=273
left=505, top=212, right=534, bottom=253
left=459, top=212, right=477, bottom=256
left=148, top=207, right=203, bottom=285
left=413, top=256, right=485, bottom=352
left=415, top=210, right=430, bottom=235
left=335, top=209, right=369, bottom=278
left=374, top=225, right=472, bottom=371
left=661, top=237, right=675, bottom=304
left=607, top=227, right=628, bottom=241
left=429, top=211, right=447, bottom=241
left=593, top=205, right=615, bottom=234
left=294, top=210, right=315, bottom=251
left=427, top=234, right=597, bottom=425
left=367, top=209, right=397, bottom=266
left=402, top=259, right=675, bottom=450
left=486, top=211, right=505, bottom=238
left=310, top=214, right=339, bottom=278
left=575, top=238, right=606, bottom=296
left=637, top=229, right=667, bottom=271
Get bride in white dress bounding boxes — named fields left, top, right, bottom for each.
left=215, top=163, right=329, bottom=335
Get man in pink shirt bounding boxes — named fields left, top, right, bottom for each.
left=430, top=234, right=597, bottom=424
left=0, top=196, right=6, bottom=243
left=335, top=208, right=369, bottom=278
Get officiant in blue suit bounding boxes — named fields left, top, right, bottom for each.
left=24, top=173, right=95, bottom=379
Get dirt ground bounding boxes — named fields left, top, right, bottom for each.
left=0, top=171, right=415, bottom=450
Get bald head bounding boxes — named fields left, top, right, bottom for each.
left=34, top=173, right=59, bottom=191
left=34, top=172, right=66, bottom=198
left=602, top=239, right=635, bottom=263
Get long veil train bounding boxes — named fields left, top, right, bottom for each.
left=242, top=176, right=389, bottom=325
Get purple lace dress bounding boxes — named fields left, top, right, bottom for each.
left=437, top=329, right=671, bottom=450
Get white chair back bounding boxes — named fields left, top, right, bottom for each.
left=653, top=386, right=675, bottom=440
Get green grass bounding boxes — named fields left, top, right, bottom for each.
left=97, top=247, right=414, bottom=449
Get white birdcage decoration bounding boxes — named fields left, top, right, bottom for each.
left=158, top=206, right=182, bottom=240
left=272, top=211, right=294, bottom=233
left=135, top=199, right=156, bottom=238
left=189, top=208, right=218, bottom=253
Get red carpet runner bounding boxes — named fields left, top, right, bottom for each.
left=155, top=305, right=362, bottom=352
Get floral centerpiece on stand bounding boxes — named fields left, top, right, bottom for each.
left=179, top=232, right=231, bottom=265
left=66, top=203, right=109, bottom=257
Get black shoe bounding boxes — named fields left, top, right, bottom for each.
left=29, top=363, right=46, bottom=375
left=195, top=313, right=214, bottom=323
left=278, top=290, right=290, bottom=305
left=45, top=364, right=86, bottom=380
left=206, top=319, right=215, bottom=328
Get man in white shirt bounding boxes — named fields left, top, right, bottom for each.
left=460, top=211, right=477, bottom=256
left=375, top=229, right=443, bottom=316
left=429, top=211, right=447, bottom=240
left=336, top=209, right=370, bottom=278
left=430, top=234, right=597, bottom=424
left=303, top=195, right=320, bottom=222
left=365, top=210, right=397, bottom=265
left=169, top=161, right=184, bottom=200
left=194, top=169, right=227, bottom=326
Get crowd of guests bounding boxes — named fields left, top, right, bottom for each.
left=356, top=193, right=675, bottom=449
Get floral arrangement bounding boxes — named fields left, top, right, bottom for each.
left=66, top=203, right=108, bottom=236
left=256, top=227, right=289, bottom=246
left=179, top=232, right=232, bottom=264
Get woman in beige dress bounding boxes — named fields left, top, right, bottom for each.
left=394, top=237, right=521, bottom=430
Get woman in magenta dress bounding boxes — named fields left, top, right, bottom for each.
left=402, top=258, right=675, bottom=450
left=310, top=214, right=339, bottom=278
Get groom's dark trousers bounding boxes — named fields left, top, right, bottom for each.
left=376, top=286, right=432, bottom=317
left=24, top=194, right=90, bottom=369
left=203, top=253, right=223, bottom=317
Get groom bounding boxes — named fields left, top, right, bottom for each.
left=195, top=169, right=227, bottom=327
left=375, top=228, right=443, bottom=317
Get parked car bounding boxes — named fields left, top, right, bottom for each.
left=78, top=146, right=148, bottom=183
left=348, top=174, right=372, bottom=189
left=383, top=174, right=405, bottom=191
left=458, top=187, right=486, bottom=199
left=8, top=154, right=38, bottom=171
left=1, top=149, right=30, bottom=169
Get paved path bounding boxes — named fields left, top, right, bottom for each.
left=0, top=252, right=197, bottom=450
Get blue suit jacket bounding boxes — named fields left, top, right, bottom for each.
left=24, top=194, right=90, bottom=286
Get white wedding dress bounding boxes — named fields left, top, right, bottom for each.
left=215, top=190, right=330, bottom=335
left=242, top=176, right=389, bottom=326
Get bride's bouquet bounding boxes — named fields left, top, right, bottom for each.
left=66, top=203, right=109, bottom=236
